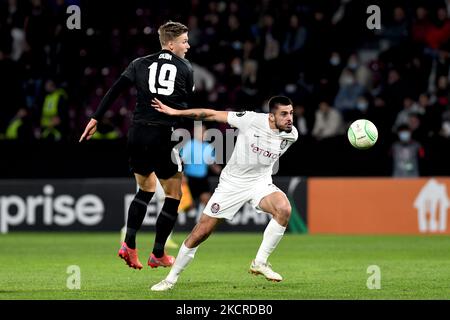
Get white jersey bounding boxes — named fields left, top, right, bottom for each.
left=220, top=111, right=298, bottom=186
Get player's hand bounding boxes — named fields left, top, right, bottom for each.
left=151, top=98, right=177, bottom=116
left=79, top=118, right=98, bottom=142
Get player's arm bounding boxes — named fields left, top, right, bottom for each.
left=151, top=98, right=228, bottom=123
left=79, top=76, right=132, bottom=142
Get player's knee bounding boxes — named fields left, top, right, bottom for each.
left=140, top=185, right=154, bottom=193
left=166, top=191, right=182, bottom=200
left=275, top=203, right=291, bottom=224
left=137, top=180, right=154, bottom=192
left=164, top=185, right=182, bottom=199
left=136, top=173, right=157, bottom=192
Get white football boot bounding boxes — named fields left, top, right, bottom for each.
left=151, top=279, right=175, bottom=291
left=249, top=260, right=283, bottom=282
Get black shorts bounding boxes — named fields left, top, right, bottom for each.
left=187, top=176, right=211, bottom=199
left=127, top=123, right=182, bottom=178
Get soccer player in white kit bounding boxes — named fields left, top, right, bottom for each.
left=150, top=96, right=298, bottom=291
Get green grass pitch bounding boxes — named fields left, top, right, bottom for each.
left=0, top=232, right=449, bottom=300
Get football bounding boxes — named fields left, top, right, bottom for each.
left=347, top=119, right=378, bottom=150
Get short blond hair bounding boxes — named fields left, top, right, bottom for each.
left=158, top=21, right=189, bottom=46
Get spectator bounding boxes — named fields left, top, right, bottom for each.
left=282, top=14, right=307, bottom=56
left=258, top=14, right=280, bottom=62
left=434, top=50, right=450, bottom=82
left=5, top=0, right=26, bottom=61
left=416, top=92, right=438, bottom=137
left=381, top=6, right=409, bottom=47
left=351, top=95, right=371, bottom=122
left=408, top=112, right=427, bottom=143
left=238, top=55, right=259, bottom=104
left=186, top=15, right=203, bottom=50
left=306, top=9, right=332, bottom=61
left=253, top=13, right=281, bottom=94
left=317, top=51, right=344, bottom=101
left=393, top=96, right=425, bottom=132
left=381, top=69, right=408, bottom=119
left=281, top=14, right=307, bottom=81
left=0, top=108, right=32, bottom=141
left=326, top=51, right=344, bottom=80
left=24, top=0, right=51, bottom=74
left=412, top=6, right=433, bottom=45
left=346, top=53, right=372, bottom=88
left=425, top=7, right=450, bottom=49
left=293, top=104, right=308, bottom=136
left=312, top=101, right=344, bottom=140
left=391, top=124, right=424, bottom=177
left=224, top=14, right=245, bottom=50
left=433, top=75, right=450, bottom=109
left=334, top=68, right=365, bottom=120
left=39, top=79, right=68, bottom=141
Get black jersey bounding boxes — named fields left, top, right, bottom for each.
left=122, top=49, right=194, bottom=127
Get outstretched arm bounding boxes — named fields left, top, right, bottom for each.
left=79, top=76, right=132, bottom=142
left=151, top=98, right=228, bottom=123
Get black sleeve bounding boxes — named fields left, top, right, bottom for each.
left=91, top=76, right=133, bottom=121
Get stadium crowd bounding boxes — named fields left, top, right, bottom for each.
left=1, top=0, right=450, bottom=176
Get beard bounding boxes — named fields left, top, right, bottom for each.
left=276, top=122, right=292, bottom=133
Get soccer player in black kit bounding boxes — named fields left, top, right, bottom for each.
left=79, top=21, right=194, bottom=270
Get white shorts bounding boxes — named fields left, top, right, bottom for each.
left=204, top=179, right=284, bottom=220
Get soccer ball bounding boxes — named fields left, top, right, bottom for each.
left=347, top=119, right=378, bottom=150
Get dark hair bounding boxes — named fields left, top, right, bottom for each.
left=158, top=21, right=189, bottom=46
left=268, top=96, right=293, bottom=113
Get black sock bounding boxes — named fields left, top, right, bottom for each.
left=124, top=189, right=154, bottom=249
left=153, top=197, right=180, bottom=257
